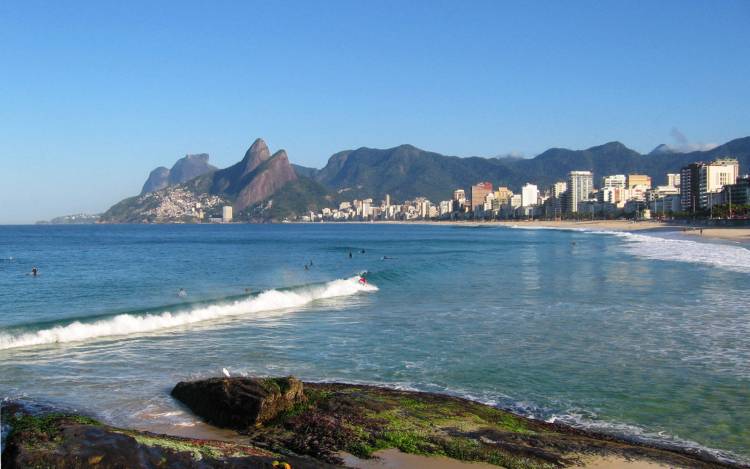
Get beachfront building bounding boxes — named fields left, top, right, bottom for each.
left=552, top=181, right=567, bottom=198
left=521, top=183, right=539, bottom=207
left=680, top=163, right=702, bottom=213
left=667, top=173, right=681, bottom=188
left=627, top=174, right=652, bottom=189
left=700, top=158, right=739, bottom=208
left=222, top=206, right=233, bottom=223
left=453, top=189, right=467, bottom=212
left=720, top=176, right=750, bottom=206
left=495, top=187, right=513, bottom=206
left=439, top=200, right=453, bottom=217
left=471, top=182, right=493, bottom=213
left=602, top=174, right=626, bottom=189
left=566, top=171, right=593, bottom=213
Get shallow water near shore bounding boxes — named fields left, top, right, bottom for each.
left=1, top=224, right=748, bottom=463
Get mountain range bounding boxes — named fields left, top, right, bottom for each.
left=101, top=136, right=750, bottom=222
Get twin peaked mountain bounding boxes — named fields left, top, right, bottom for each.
left=103, top=138, right=306, bottom=223
left=103, top=135, right=750, bottom=222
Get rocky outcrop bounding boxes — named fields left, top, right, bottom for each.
left=231, top=150, right=298, bottom=212
left=141, top=166, right=171, bottom=194
left=204, top=140, right=298, bottom=212
left=1, top=400, right=326, bottom=469
left=171, top=377, right=306, bottom=429
left=141, top=154, right=217, bottom=195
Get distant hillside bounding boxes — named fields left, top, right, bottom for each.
left=311, top=137, right=750, bottom=201
left=141, top=153, right=216, bottom=194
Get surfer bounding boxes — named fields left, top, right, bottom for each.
left=348, top=251, right=352, bottom=258
left=31, top=266, right=38, bottom=277
left=309, top=260, right=313, bottom=266
left=358, top=276, right=367, bottom=285
left=178, top=288, right=187, bottom=298
left=304, top=264, right=309, bottom=271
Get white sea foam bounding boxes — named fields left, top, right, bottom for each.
left=508, top=225, right=750, bottom=273
left=595, top=230, right=750, bottom=273
left=0, top=276, right=377, bottom=350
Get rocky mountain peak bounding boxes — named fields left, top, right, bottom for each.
left=241, top=138, right=272, bottom=176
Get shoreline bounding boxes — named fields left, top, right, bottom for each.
left=4, top=380, right=746, bottom=469
left=338, top=219, right=750, bottom=243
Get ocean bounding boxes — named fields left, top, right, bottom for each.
left=1, top=224, right=748, bottom=462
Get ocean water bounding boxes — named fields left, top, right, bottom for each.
left=1, top=224, right=748, bottom=462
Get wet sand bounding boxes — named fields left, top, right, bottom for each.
left=342, top=448, right=670, bottom=469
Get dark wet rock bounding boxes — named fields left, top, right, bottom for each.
left=1, top=400, right=327, bottom=469
left=171, top=376, right=306, bottom=430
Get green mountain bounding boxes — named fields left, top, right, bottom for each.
left=311, top=137, right=750, bottom=201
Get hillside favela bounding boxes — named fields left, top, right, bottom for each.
left=2, top=2, right=750, bottom=469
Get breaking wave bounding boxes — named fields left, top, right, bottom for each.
left=595, top=230, right=750, bottom=274
left=0, top=276, right=377, bottom=350
left=508, top=225, right=750, bottom=274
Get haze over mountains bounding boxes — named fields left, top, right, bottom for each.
left=101, top=136, right=750, bottom=222
left=141, top=154, right=216, bottom=195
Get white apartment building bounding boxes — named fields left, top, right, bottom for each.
left=521, top=183, right=539, bottom=207
left=222, top=206, right=233, bottom=223
left=602, top=174, right=626, bottom=189
left=567, top=170, right=593, bottom=213
left=552, top=181, right=567, bottom=198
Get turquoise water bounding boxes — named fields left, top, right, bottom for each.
left=1, top=224, right=749, bottom=462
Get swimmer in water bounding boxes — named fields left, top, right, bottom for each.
left=361, top=249, right=366, bottom=254
left=348, top=251, right=353, bottom=258
left=178, top=288, right=187, bottom=297
left=31, top=266, right=38, bottom=277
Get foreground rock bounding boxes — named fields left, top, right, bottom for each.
left=174, top=378, right=745, bottom=468
left=172, top=376, right=306, bottom=429
left=1, top=400, right=328, bottom=469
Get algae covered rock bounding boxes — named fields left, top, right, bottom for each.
left=171, top=376, right=306, bottom=429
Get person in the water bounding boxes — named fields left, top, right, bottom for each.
left=361, top=249, right=365, bottom=254
left=31, top=266, right=38, bottom=277
left=348, top=251, right=352, bottom=258
left=178, top=288, right=187, bottom=297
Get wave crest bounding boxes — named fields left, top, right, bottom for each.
left=0, top=276, right=377, bottom=350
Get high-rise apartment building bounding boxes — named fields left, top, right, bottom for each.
left=700, top=158, right=739, bottom=207
left=680, top=163, right=702, bottom=213
left=566, top=171, right=593, bottom=213
left=521, top=183, right=539, bottom=207
left=471, top=182, right=493, bottom=212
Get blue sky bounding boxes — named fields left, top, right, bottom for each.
left=1, top=0, right=748, bottom=223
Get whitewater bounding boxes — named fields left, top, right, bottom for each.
left=0, top=276, right=377, bottom=350
left=508, top=224, right=750, bottom=273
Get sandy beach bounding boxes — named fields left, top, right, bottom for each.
left=343, top=448, right=670, bottom=469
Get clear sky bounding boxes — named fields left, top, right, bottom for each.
left=1, top=0, right=748, bottom=223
